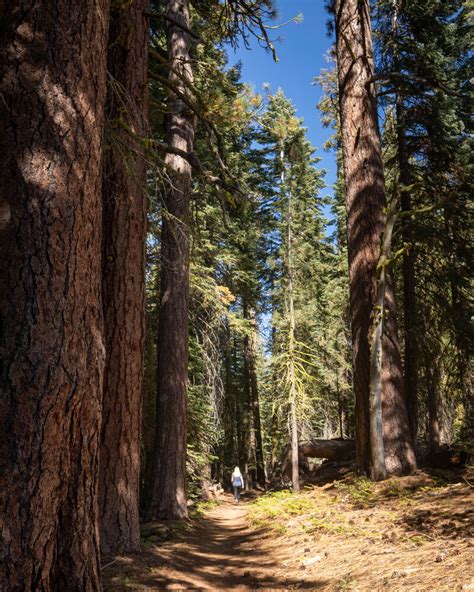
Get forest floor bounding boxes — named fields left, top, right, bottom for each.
left=103, top=466, right=473, bottom=591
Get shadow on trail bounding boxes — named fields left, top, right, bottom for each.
left=103, top=494, right=329, bottom=590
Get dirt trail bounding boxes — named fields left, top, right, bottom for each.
left=103, top=475, right=473, bottom=591
left=146, top=497, right=291, bottom=590
left=104, top=494, right=317, bottom=590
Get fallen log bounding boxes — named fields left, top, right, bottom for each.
left=281, top=439, right=355, bottom=480
left=424, top=444, right=471, bottom=469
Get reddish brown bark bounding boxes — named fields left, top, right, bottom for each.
left=334, top=0, right=416, bottom=477
left=148, top=0, right=195, bottom=520
left=99, top=0, right=148, bottom=555
left=0, top=1, right=109, bottom=589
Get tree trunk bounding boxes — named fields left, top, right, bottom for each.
left=148, top=0, right=195, bottom=520
left=99, top=0, right=148, bottom=554
left=368, top=198, right=400, bottom=482
left=243, top=302, right=266, bottom=487
left=396, top=99, right=418, bottom=442
left=286, top=173, right=299, bottom=493
left=249, top=312, right=267, bottom=487
left=241, top=303, right=253, bottom=485
left=334, top=0, right=416, bottom=477
left=223, top=319, right=237, bottom=481
left=427, top=366, right=441, bottom=452
left=0, top=2, right=109, bottom=589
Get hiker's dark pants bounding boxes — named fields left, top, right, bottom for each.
left=233, top=486, right=241, bottom=501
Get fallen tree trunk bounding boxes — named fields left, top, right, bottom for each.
left=424, top=444, right=471, bottom=469
left=282, top=439, right=355, bottom=480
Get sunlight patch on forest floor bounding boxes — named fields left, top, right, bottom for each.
left=103, top=467, right=473, bottom=591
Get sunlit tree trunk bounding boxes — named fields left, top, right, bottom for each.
left=99, top=0, right=148, bottom=554
left=249, top=311, right=267, bottom=487
left=0, top=1, right=109, bottom=588
left=287, top=180, right=300, bottom=493
left=334, top=0, right=416, bottom=477
left=149, top=0, right=195, bottom=520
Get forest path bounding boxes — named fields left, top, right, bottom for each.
left=147, top=495, right=289, bottom=590
left=103, top=474, right=473, bottom=591
left=104, top=493, right=320, bottom=590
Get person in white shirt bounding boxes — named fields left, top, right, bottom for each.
left=231, top=466, right=244, bottom=503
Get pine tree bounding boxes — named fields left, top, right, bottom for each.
left=258, top=91, right=326, bottom=490
left=374, top=0, right=473, bottom=448
left=148, top=0, right=195, bottom=521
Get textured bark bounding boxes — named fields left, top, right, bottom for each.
left=0, top=1, right=109, bottom=589
left=149, top=0, right=195, bottom=520
left=335, top=0, right=416, bottom=477
left=99, top=0, right=148, bottom=554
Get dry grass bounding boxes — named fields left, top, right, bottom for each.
left=247, top=468, right=474, bottom=591
left=102, top=467, right=473, bottom=591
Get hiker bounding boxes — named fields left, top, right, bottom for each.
left=231, top=466, right=244, bottom=503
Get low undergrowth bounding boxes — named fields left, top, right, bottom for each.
left=246, top=468, right=473, bottom=591
left=247, top=488, right=326, bottom=533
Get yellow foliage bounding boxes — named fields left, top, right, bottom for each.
left=215, top=285, right=235, bottom=306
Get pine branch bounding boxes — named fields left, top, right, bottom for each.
left=144, top=10, right=201, bottom=41
left=369, top=72, right=468, bottom=99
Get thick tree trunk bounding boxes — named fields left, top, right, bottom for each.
left=149, top=0, right=195, bottom=520
left=99, top=0, right=148, bottom=554
left=334, top=0, right=416, bottom=477
left=0, top=2, right=109, bottom=589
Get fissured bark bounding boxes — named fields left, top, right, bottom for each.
left=0, top=1, right=109, bottom=589
left=148, top=0, right=195, bottom=520
left=334, top=0, right=416, bottom=477
left=99, top=0, right=148, bottom=554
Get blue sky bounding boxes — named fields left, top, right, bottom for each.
left=229, top=0, right=337, bottom=193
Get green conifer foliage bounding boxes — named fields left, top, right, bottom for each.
left=375, top=0, right=473, bottom=448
